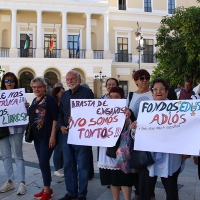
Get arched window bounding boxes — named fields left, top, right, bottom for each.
left=44, top=71, right=58, bottom=88
left=19, top=71, right=34, bottom=93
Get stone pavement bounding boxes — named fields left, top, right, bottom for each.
left=0, top=142, right=199, bottom=200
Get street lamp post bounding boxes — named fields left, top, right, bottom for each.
left=135, top=21, right=145, bottom=70
left=94, top=71, right=106, bottom=97
left=0, top=66, right=5, bottom=87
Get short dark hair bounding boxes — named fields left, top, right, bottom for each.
left=151, top=78, right=169, bottom=92
left=133, top=69, right=150, bottom=81
left=1, top=72, right=19, bottom=90
left=109, top=86, right=124, bottom=98
left=185, top=80, right=192, bottom=85
left=105, top=78, right=119, bottom=87
left=51, top=87, right=65, bottom=102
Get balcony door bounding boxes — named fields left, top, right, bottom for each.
left=44, top=34, right=57, bottom=58
left=20, top=34, right=33, bottom=57
left=117, top=37, right=128, bottom=62
left=143, top=39, right=154, bottom=63
left=68, top=35, right=79, bottom=58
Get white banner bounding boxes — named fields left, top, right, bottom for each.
left=134, top=100, right=200, bottom=155
left=67, top=99, right=126, bottom=147
left=0, top=89, right=28, bottom=127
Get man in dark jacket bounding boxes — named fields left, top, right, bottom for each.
left=57, top=70, right=94, bottom=200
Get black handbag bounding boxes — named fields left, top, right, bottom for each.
left=106, top=135, right=121, bottom=158
left=25, top=123, right=33, bottom=143
left=130, top=139, right=154, bottom=169
left=0, top=127, right=10, bottom=140
left=25, top=96, right=45, bottom=143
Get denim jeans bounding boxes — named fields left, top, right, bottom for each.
left=0, top=132, right=25, bottom=183
left=53, top=131, right=63, bottom=171
left=62, top=134, right=90, bottom=197
left=34, top=138, right=54, bottom=186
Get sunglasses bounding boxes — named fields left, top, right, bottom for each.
left=4, top=79, right=15, bottom=83
left=137, top=76, right=150, bottom=81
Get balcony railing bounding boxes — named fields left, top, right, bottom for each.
left=115, top=53, right=132, bottom=62
left=142, top=53, right=157, bottom=63
left=44, top=48, right=61, bottom=58
left=119, top=4, right=126, bottom=10
left=0, top=47, right=10, bottom=57
left=69, top=49, right=86, bottom=59
left=93, top=50, right=103, bottom=59
left=18, top=48, right=36, bottom=58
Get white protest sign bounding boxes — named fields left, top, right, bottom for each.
left=0, top=88, right=28, bottom=127
left=134, top=100, right=200, bottom=155
left=67, top=99, right=126, bottom=147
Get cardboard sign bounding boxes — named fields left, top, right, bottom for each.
left=67, top=99, right=126, bottom=147
left=134, top=100, right=200, bottom=155
left=0, top=89, right=28, bottom=127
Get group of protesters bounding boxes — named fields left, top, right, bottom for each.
left=0, top=69, right=199, bottom=200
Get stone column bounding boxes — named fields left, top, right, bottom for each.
left=10, top=9, right=18, bottom=57
left=103, top=13, right=111, bottom=59
left=61, top=11, right=69, bottom=58
left=36, top=10, right=43, bottom=58
left=85, top=12, right=93, bottom=59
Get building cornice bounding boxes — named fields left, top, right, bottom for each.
left=0, top=0, right=110, bottom=14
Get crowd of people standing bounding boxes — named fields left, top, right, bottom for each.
left=0, top=69, right=199, bottom=200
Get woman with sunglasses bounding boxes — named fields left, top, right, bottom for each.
left=0, top=72, right=29, bottom=195
left=29, top=77, right=58, bottom=200
left=126, top=69, right=154, bottom=200
left=130, top=78, right=183, bottom=200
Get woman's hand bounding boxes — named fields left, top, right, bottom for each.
left=68, top=117, right=72, bottom=124
left=60, top=126, right=69, bottom=134
left=25, top=102, right=30, bottom=108
left=49, top=134, right=56, bottom=149
left=130, top=121, right=137, bottom=135
left=193, top=156, right=198, bottom=165
left=125, top=108, right=131, bottom=119
left=182, top=154, right=191, bottom=162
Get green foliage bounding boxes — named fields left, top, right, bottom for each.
left=152, top=6, right=200, bottom=87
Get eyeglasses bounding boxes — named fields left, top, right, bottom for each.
left=4, top=79, right=15, bottom=83
left=66, top=77, right=77, bottom=82
left=152, top=87, right=165, bottom=92
left=107, top=84, right=117, bottom=87
left=137, top=76, right=150, bottom=81
left=32, top=86, right=44, bottom=90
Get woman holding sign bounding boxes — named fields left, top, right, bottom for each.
left=126, top=69, right=154, bottom=200
left=0, top=72, right=29, bottom=195
left=131, top=78, right=183, bottom=200
left=98, top=86, right=134, bottom=200
left=29, top=77, right=58, bottom=200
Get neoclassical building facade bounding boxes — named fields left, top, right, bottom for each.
left=0, top=0, right=198, bottom=97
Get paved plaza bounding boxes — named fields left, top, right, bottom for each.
left=0, top=142, right=199, bottom=200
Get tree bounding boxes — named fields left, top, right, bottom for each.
left=152, top=6, right=200, bottom=87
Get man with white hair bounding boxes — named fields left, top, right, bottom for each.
left=57, top=70, right=94, bottom=200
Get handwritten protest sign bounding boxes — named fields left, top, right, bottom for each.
left=67, top=99, right=126, bottom=147
left=0, top=89, right=28, bottom=127
left=134, top=100, right=200, bottom=155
